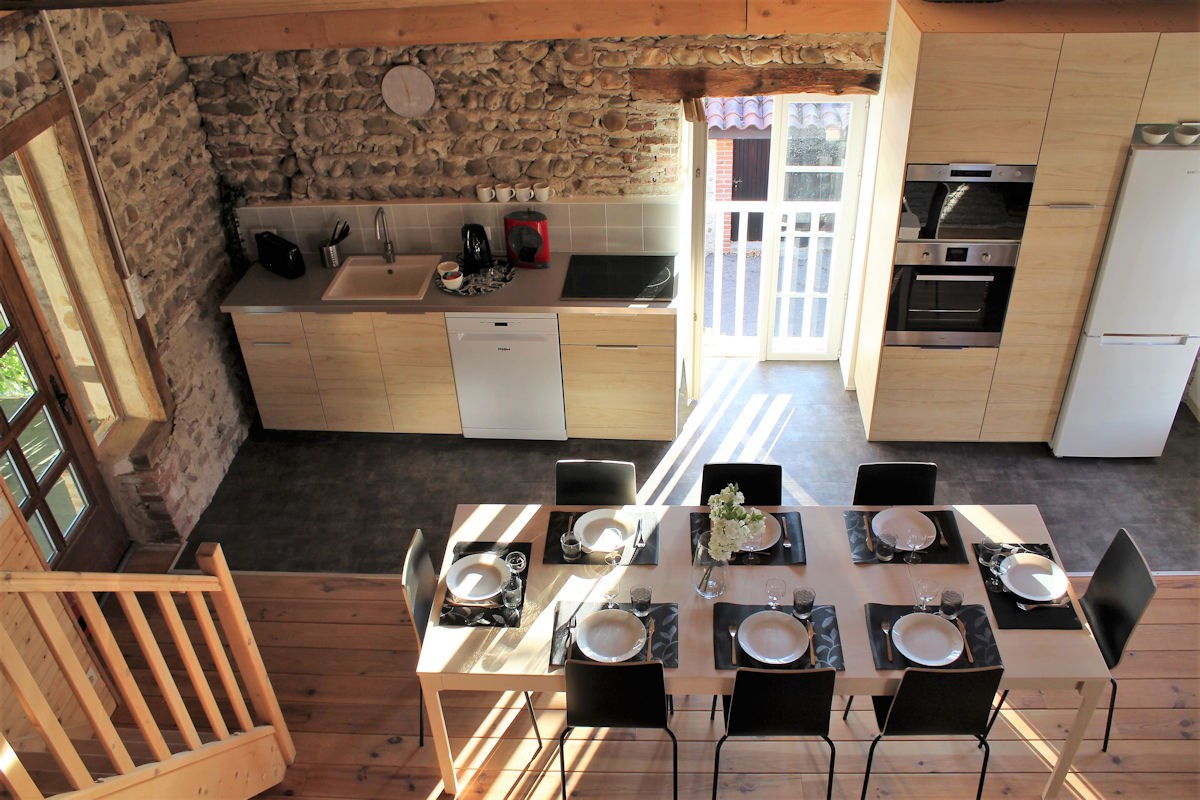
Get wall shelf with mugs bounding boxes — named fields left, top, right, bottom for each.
left=476, top=182, right=555, bottom=203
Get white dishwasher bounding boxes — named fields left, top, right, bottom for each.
left=445, top=313, right=567, bottom=440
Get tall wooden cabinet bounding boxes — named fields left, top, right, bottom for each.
left=230, top=311, right=325, bottom=430
left=303, top=312, right=392, bottom=432
left=374, top=313, right=461, bottom=434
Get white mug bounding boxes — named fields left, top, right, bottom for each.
left=495, top=184, right=514, bottom=202
left=514, top=183, right=534, bottom=202
left=533, top=182, right=554, bottom=202
left=475, top=184, right=496, bottom=202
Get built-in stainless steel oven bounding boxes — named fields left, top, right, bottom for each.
left=901, top=163, right=1035, bottom=241
left=885, top=242, right=1019, bottom=347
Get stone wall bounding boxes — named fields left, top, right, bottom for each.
left=0, top=10, right=249, bottom=546
left=187, top=33, right=883, bottom=205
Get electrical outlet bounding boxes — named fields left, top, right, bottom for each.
left=86, top=667, right=98, bottom=686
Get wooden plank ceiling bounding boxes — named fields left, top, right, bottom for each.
left=104, top=0, right=892, bottom=56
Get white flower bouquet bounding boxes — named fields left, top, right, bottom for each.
left=706, top=482, right=767, bottom=560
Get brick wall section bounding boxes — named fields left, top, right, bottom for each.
left=1, top=10, right=249, bottom=545
left=714, top=138, right=734, bottom=247
left=185, top=33, right=883, bottom=205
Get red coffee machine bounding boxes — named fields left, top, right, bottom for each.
left=503, top=209, right=551, bottom=269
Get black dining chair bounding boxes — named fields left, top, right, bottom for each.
left=713, top=668, right=837, bottom=800
left=987, top=528, right=1156, bottom=752
left=700, top=462, right=783, bottom=506
left=860, top=666, right=1004, bottom=800
left=852, top=461, right=938, bottom=506
left=555, top=459, right=637, bottom=505
left=560, top=659, right=678, bottom=799
left=403, top=528, right=541, bottom=749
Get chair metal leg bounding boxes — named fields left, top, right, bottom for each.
left=1102, top=676, right=1117, bottom=752
left=710, top=694, right=718, bottom=721
left=418, top=685, right=424, bottom=747
left=860, top=734, right=882, bottom=800
left=523, top=691, right=543, bottom=749
left=842, top=694, right=854, bottom=721
left=976, top=736, right=991, bottom=800
left=821, top=735, right=836, bottom=800
left=665, top=727, right=679, bottom=800
left=558, top=727, right=574, bottom=800
left=712, top=735, right=729, bottom=800
left=983, top=688, right=1008, bottom=746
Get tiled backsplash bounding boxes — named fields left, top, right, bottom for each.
left=236, top=198, right=682, bottom=265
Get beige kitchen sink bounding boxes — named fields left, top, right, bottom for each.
left=321, top=254, right=439, bottom=300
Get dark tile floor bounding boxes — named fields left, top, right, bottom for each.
left=177, top=358, right=1199, bottom=574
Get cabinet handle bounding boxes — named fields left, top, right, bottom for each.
left=252, top=341, right=295, bottom=347
left=1046, top=204, right=1097, bottom=210
left=244, top=310, right=287, bottom=315
left=595, top=344, right=639, bottom=350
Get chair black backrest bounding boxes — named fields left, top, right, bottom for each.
left=402, top=528, right=437, bottom=646
left=565, top=660, right=669, bottom=729
left=881, top=666, right=1003, bottom=737
left=853, top=462, right=938, bottom=506
left=556, top=459, right=637, bottom=505
left=726, top=668, right=836, bottom=737
left=1081, top=528, right=1157, bottom=669
left=700, top=463, right=783, bottom=506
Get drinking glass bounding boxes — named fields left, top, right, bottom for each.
left=792, top=587, right=816, bottom=620
left=765, top=578, right=786, bottom=610
left=875, top=531, right=896, bottom=562
left=630, top=585, right=653, bottom=618
left=914, top=579, right=938, bottom=612
left=560, top=531, right=582, bottom=562
left=939, top=588, right=964, bottom=619
left=501, top=575, right=523, bottom=609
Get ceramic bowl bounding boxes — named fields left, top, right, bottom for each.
left=436, top=260, right=459, bottom=277
left=1172, top=125, right=1199, bottom=146
left=441, top=271, right=464, bottom=290
left=1140, top=125, right=1170, bottom=145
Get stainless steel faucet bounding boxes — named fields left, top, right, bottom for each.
left=375, top=207, right=395, bottom=263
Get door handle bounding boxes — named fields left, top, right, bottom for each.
left=48, top=374, right=74, bottom=425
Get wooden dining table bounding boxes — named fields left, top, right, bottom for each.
left=416, top=503, right=1110, bottom=799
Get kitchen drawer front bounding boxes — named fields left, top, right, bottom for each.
left=319, top=388, right=392, bottom=432
left=241, top=340, right=317, bottom=381
left=870, top=347, right=997, bottom=441
left=300, top=311, right=375, bottom=337
left=257, top=396, right=327, bottom=431
left=231, top=310, right=305, bottom=340
left=559, top=312, right=675, bottom=347
left=561, top=344, right=676, bottom=441
left=388, top=394, right=461, bottom=434
left=308, top=347, right=385, bottom=386
left=381, top=365, right=456, bottom=397
left=375, top=313, right=455, bottom=367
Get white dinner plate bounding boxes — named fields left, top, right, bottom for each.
left=575, top=508, right=638, bottom=554
left=739, top=513, right=782, bottom=552
left=445, top=553, right=511, bottom=602
left=891, top=613, right=963, bottom=666
left=737, top=610, right=810, bottom=664
left=872, top=507, right=936, bottom=551
left=576, top=609, right=646, bottom=662
left=998, top=552, right=1069, bottom=602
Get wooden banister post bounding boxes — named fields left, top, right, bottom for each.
left=194, top=543, right=296, bottom=763
left=0, top=729, right=45, bottom=800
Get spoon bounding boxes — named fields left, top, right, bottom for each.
left=881, top=619, right=894, bottom=661
left=728, top=624, right=739, bottom=665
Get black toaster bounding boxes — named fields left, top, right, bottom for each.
left=255, top=232, right=306, bottom=279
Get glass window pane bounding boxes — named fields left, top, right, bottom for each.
left=819, top=213, right=836, bottom=233
left=0, top=304, right=8, bottom=336
left=784, top=102, right=850, bottom=167
left=1, top=451, right=29, bottom=505
left=0, top=343, right=36, bottom=420
left=792, top=212, right=812, bottom=231
left=810, top=298, right=829, bottom=338
left=784, top=172, right=844, bottom=202
left=46, top=465, right=88, bottom=539
left=27, top=510, right=57, bottom=562
left=779, top=239, right=810, bottom=293
left=17, top=408, right=63, bottom=481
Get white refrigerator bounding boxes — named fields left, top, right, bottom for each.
left=1052, top=144, right=1200, bottom=457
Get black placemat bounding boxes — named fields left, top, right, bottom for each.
left=549, top=601, right=679, bottom=668
left=843, top=510, right=968, bottom=564
left=974, top=543, right=1083, bottom=630
left=711, top=603, right=844, bottom=670
left=864, top=603, right=1002, bottom=670
left=689, top=511, right=806, bottom=565
left=543, top=510, right=660, bottom=565
left=438, top=542, right=532, bottom=628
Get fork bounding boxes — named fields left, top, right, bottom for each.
left=881, top=619, right=894, bottom=661
left=780, top=514, right=792, bottom=550
left=1016, top=599, right=1071, bottom=611
left=728, top=624, right=739, bottom=665
left=633, top=518, right=646, bottom=551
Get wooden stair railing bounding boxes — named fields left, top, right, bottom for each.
left=0, top=543, right=295, bottom=800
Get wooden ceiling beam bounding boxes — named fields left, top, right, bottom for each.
left=631, top=65, right=880, bottom=101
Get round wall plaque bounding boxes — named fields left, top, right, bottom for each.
left=381, top=66, right=436, bottom=117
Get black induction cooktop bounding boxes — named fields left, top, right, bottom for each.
left=560, top=254, right=676, bottom=301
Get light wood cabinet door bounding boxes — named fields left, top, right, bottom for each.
left=301, top=312, right=390, bottom=432
left=907, top=34, right=1061, bottom=164
left=561, top=344, right=676, bottom=441
left=559, top=312, right=676, bottom=346
left=231, top=311, right=325, bottom=430
left=980, top=343, right=1076, bottom=441
left=1138, top=32, right=1200, bottom=124
left=1031, top=34, right=1158, bottom=207
left=870, top=346, right=998, bottom=441
left=374, top=313, right=461, bottom=434
left=1004, top=205, right=1111, bottom=349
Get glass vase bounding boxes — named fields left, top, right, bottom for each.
left=693, top=538, right=728, bottom=599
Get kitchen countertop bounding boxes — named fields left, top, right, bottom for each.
left=220, top=251, right=678, bottom=315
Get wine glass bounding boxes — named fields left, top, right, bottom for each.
left=914, top=579, right=939, bottom=613
left=601, top=526, right=626, bottom=566
left=600, top=578, right=620, bottom=610
left=765, top=578, right=786, bottom=610
left=903, top=528, right=925, bottom=564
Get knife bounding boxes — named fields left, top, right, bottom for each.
left=644, top=618, right=655, bottom=661
left=957, top=618, right=975, bottom=663
left=863, top=512, right=876, bottom=553
left=806, top=619, right=816, bottom=667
